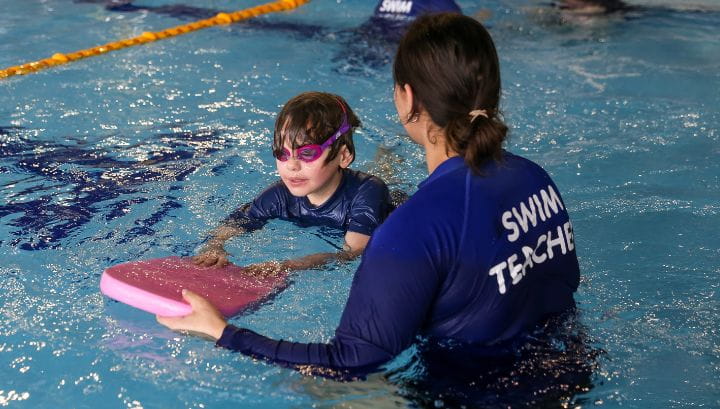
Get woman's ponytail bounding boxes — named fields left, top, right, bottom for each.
left=464, top=115, right=508, bottom=172
left=446, top=112, right=508, bottom=174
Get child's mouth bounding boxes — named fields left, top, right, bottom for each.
left=287, top=177, right=308, bottom=187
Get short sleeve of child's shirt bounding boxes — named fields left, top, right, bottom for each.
left=223, top=181, right=289, bottom=232
left=346, top=175, right=392, bottom=236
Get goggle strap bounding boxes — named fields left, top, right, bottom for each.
left=320, top=99, right=350, bottom=150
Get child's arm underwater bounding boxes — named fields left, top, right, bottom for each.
left=193, top=183, right=283, bottom=268
left=193, top=225, right=370, bottom=273
left=192, top=225, right=245, bottom=267
left=243, top=230, right=370, bottom=276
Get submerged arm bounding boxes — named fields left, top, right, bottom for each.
left=247, top=231, right=370, bottom=275
left=194, top=184, right=284, bottom=267
left=192, top=225, right=245, bottom=267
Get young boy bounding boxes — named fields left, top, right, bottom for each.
left=193, top=92, right=393, bottom=274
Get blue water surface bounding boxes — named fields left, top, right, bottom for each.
left=1, top=0, right=718, bottom=407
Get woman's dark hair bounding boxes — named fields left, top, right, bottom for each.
left=273, top=92, right=361, bottom=165
left=393, top=13, right=508, bottom=173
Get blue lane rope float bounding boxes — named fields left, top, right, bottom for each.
left=0, top=0, right=310, bottom=79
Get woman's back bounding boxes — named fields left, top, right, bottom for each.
left=351, top=152, right=580, bottom=347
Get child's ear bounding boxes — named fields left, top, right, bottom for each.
left=338, top=145, right=353, bottom=169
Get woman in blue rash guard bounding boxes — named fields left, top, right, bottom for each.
left=158, top=13, right=581, bottom=379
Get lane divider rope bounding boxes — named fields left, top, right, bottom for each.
left=0, top=0, right=310, bottom=79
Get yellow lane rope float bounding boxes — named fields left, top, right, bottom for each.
left=0, top=0, right=310, bottom=79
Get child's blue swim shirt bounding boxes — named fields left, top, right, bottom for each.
left=224, top=168, right=392, bottom=236
left=217, top=153, right=580, bottom=376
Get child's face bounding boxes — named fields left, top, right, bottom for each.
left=276, top=140, right=352, bottom=204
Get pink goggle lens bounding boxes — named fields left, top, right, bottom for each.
left=275, top=145, right=324, bottom=163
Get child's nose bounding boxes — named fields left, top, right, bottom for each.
left=284, top=157, right=301, bottom=171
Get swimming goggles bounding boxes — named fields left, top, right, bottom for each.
left=274, top=102, right=350, bottom=163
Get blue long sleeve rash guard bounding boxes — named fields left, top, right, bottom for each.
left=217, top=154, right=580, bottom=375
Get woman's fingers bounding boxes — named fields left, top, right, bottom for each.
left=156, top=315, right=173, bottom=326
left=181, top=289, right=205, bottom=307
left=156, top=314, right=184, bottom=331
left=182, top=289, right=222, bottom=317
left=156, top=290, right=227, bottom=340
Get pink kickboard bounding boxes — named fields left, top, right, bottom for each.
left=100, top=256, right=288, bottom=317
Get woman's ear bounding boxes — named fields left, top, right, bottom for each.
left=402, top=83, right=415, bottom=108
left=394, top=83, right=416, bottom=122
left=338, top=145, right=354, bottom=169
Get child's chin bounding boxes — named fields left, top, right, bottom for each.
left=285, top=185, right=310, bottom=197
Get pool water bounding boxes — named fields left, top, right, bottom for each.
left=1, top=0, right=719, bottom=408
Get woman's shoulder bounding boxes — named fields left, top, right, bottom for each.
left=477, top=152, right=557, bottom=189
left=498, top=151, right=550, bottom=173
left=387, top=169, right=467, bottom=224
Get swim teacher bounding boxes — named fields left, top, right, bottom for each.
left=158, top=13, right=581, bottom=377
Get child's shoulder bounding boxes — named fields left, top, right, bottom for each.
left=252, top=179, right=294, bottom=207
left=342, top=168, right=389, bottom=192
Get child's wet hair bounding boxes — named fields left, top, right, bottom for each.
left=393, top=13, right=508, bottom=173
left=273, top=92, right=361, bottom=165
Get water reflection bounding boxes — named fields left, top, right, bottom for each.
left=0, top=125, right=224, bottom=250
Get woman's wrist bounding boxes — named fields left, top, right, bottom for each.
left=209, top=321, right=228, bottom=341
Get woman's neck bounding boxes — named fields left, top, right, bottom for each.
left=423, top=131, right=459, bottom=174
